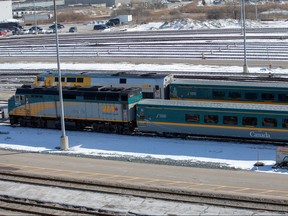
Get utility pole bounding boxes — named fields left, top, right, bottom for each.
left=53, top=0, right=69, bottom=150
left=242, top=0, right=248, bottom=73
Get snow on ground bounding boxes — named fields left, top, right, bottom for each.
left=0, top=19, right=288, bottom=175
left=0, top=62, right=283, bottom=74
left=0, top=121, right=286, bottom=175
left=125, top=18, right=288, bottom=31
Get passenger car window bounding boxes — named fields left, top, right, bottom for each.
left=243, top=117, right=257, bottom=126
left=204, top=115, right=218, bottom=124
left=262, top=118, right=277, bottom=127
left=262, top=93, right=274, bottom=101
left=244, top=93, right=257, bottom=100
left=282, top=119, right=288, bottom=128
left=228, top=92, right=241, bottom=99
left=278, top=94, right=288, bottom=102
left=212, top=91, right=225, bottom=99
left=223, top=116, right=238, bottom=125
left=185, top=114, right=200, bottom=123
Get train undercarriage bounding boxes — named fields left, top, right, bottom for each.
left=9, top=115, right=135, bottom=134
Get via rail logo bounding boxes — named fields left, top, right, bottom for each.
left=250, top=131, right=271, bottom=139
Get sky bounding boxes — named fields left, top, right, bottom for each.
left=0, top=19, right=288, bottom=176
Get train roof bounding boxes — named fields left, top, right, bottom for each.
left=138, top=99, right=288, bottom=112
left=17, top=85, right=142, bottom=95
left=171, top=79, right=288, bottom=89
left=40, top=71, right=172, bottom=79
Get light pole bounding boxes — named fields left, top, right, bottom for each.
left=33, top=0, right=37, bottom=35
left=242, top=0, right=248, bottom=73
left=53, top=0, right=69, bottom=150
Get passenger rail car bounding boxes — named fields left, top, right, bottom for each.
left=34, top=71, right=173, bottom=99
left=8, top=85, right=143, bottom=133
left=170, top=79, right=288, bottom=104
left=136, top=99, right=288, bottom=142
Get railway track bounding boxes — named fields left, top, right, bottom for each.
left=0, top=171, right=287, bottom=213
left=0, top=195, right=113, bottom=216
left=1, top=28, right=288, bottom=62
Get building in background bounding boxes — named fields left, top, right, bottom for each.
left=64, top=0, right=130, bottom=7
left=0, top=0, right=13, bottom=21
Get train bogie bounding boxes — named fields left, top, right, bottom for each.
left=136, top=99, right=288, bottom=142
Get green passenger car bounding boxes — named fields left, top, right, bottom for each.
left=136, top=99, right=288, bottom=142
left=170, top=79, right=288, bottom=104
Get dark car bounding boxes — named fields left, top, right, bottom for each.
left=105, top=18, right=120, bottom=27
left=29, top=26, right=44, bottom=34
left=49, top=23, right=65, bottom=30
left=93, top=24, right=108, bottom=30
left=69, top=26, right=77, bottom=33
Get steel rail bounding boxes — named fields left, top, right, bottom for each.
left=0, top=171, right=287, bottom=213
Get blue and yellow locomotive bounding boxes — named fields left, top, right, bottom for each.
left=8, top=85, right=143, bottom=133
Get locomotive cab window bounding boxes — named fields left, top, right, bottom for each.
left=204, top=115, right=218, bottom=124
left=243, top=117, right=257, bottom=127
left=223, top=116, right=238, bottom=125
left=262, top=117, right=277, bottom=127
left=212, top=91, right=225, bottom=99
left=185, top=114, right=200, bottom=123
left=15, top=95, right=23, bottom=102
left=121, top=95, right=128, bottom=101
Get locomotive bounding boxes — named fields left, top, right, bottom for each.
left=8, top=85, right=142, bottom=133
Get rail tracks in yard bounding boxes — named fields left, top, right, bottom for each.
left=0, top=195, right=114, bottom=216
left=0, top=171, right=287, bottom=214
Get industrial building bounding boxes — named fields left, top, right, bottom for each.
left=0, top=0, right=12, bottom=21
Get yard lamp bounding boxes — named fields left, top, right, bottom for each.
left=241, top=0, right=249, bottom=73
left=53, top=0, right=69, bottom=150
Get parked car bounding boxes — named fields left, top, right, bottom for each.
left=49, top=23, right=65, bottom=30
left=69, top=26, right=77, bottom=33
left=93, top=24, right=109, bottom=30
left=0, top=28, right=8, bottom=36
left=105, top=18, right=120, bottom=27
left=12, top=28, right=29, bottom=35
left=29, top=26, right=44, bottom=34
